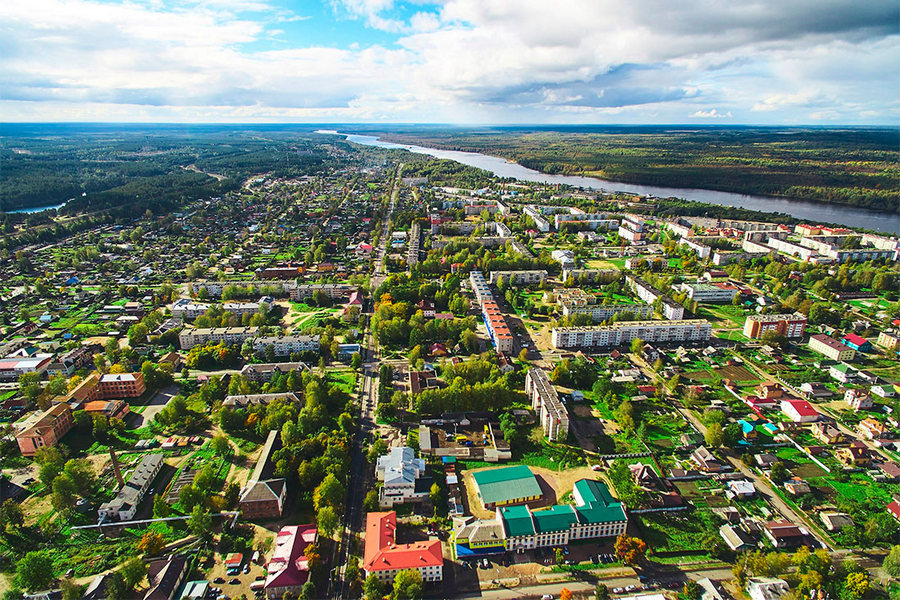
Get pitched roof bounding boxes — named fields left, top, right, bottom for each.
left=265, top=525, right=316, bottom=590
left=363, top=511, right=442, bottom=573
left=472, top=465, right=542, bottom=505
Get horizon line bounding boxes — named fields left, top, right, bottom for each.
left=2, top=121, right=899, bottom=129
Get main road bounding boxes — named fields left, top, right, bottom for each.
left=328, top=165, right=401, bottom=599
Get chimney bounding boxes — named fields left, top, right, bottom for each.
left=109, top=448, right=125, bottom=489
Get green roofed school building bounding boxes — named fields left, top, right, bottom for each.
left=453, top=479, right=628, bottom=558
left=471, top=465, right=543, bottom=509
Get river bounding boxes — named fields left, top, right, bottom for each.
left=320, top=130, right=900, bottom=235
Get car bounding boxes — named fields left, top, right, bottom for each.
left=625, top=585, right=636, bottom=592
left=229, top=578, right=241, bottom=585
left=541, top=595, right=554, bottom=600
left=213, top=578, right=225, bottom=584
left=613, top=588, right=624, bottom=594
left=243, top=565, right=250, bottom=574
left=255, top=576, right=265, bottom=581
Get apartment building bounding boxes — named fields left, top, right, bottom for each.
left=488, top=270, right=548, bottom=286
left=561, top=269, right=619, bottom=284
left=376, top=446, right=429, bottom=507
left=681, top=282, right=739, bottom=303
left=192, top=279, right=292, bottom=298
left=877, top=330, right=900, bottom=352
left=178, top=326, right=260, bottom=350
left=289, top=283, right=357, bottom=301
left=554, top=213, right=619, bottom=230
left=523, top=205, right=551, bottom=232
left=551, top=249, right=576, bottom=270
left=561, top=303, right=652, bottom=322
left=552, top=320, right=712, bottom=349
left=626, top=275, right=684, bottom=320
left=252, top=335, right=320, bottom=356
left=16, top=403, right=75, bottom=457
left=809, top=334, right=856, bottom=361
left=482, top=299, right=515, bottom=354
left=172, top=297, right=274, bottom=320
left=525, top=367, right=569, bottom=442
left=743, top=314, right=808, bottom=339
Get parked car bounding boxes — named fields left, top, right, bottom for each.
left=213, top=578, right=225, bottom=584
left=229, top=578, right=241, bottom=585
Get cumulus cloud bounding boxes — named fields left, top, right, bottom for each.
left=690, top=109, right=732, bottom=118
left=0, top=0, right=898, bottom=122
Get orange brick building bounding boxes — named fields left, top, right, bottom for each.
left=17, top=403, right=75, bottom=456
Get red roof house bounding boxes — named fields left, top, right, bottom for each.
left=264, top=525, right=317, bottom=598
left=364, top=511, right=443, bottom=584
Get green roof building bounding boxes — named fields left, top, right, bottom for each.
left=498, top=478, right=628, bottom=551
left=471, top=465, right=542, bottom=509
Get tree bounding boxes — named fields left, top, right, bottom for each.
left=120, top=557, right=147, bottom=590
left=300, top=581, right=316, bottom=600
left=59, top=579, right=82, bottom=600
left=138, top=531, right=166, bottom=555
left=153, top=494, right=170, bottom=518
left=351, top=353, right=363, bottom=370
left=367, top=438, right=388, bottom=463
left=313, top=473, right=345, bottom=512
left=364, top=574, right=387, bottom=600
left=704, top=423, right=724, bottom=448
left=104, top=572, right=127, bottom=600
left=224, top=482, right=241, bottom=508
left=596, top=584, right=610, bottom=600
left=883, top=545, right=900, bottom=577
left=630, top=337, right=645, bottom=356
left=560, top=590, right=573, bottom=600
left=769, top=461, right=789, bottom=483
left=318, top=506, right=339, bottom=539
left=364, top=489, right=380, bottom=512
left=51, top=473, right=78, bottom=514
left=843, top=572, right=869, bottom=600
left=614, top=534, right=647, bottom=566
left=555, top=547, right=566, bottom=568
left=683, top=580, right=703, bottom=600
left=15, top=551, right=53, bottom=592
left=1, top=499, right=24, bottom=531
left=211, top=434, right=231, bottom=457
left=189, top=506, right=212, bottom=540
left=391, top=569, right=423, bottom=600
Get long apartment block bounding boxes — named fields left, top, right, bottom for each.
left=551, top=320, right=712, bottom=349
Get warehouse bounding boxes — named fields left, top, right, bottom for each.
left=471, top=465, right=542, bottom=509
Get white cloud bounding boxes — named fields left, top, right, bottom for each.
left=1, top=0, right=898, bottom=122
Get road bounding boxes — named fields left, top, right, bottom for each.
left=328, top=165, right=400, bottom=599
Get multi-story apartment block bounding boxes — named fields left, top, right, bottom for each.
left=178, top=326, right=260, bottom=350
left=809, top=334, right=856, bottom=361
left=525, top=367, right=569, bottom=441
left=561, top=303, right=652, bottom=322
left=252, top=335, right=320, bottom=357
left=523, top=205, right=551, bottom=232
left=551, top=249, right=576, bottom=270
left=488, top=270, right=548, bottom=286
left=561, top=269, right=619, bottom=284
left=626, top=275, right=684, bottom=320
left=877, top=330, right=900, bottom=352
left=554, top=213, right=619, bottom=230
left=552, top=320, right=712, bottom=349
left=743, top=314, right=808, bottom=339
left=289, top=284, right=358, bottom=301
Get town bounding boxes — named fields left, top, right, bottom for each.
left=1, top=137, right=900, bottom=600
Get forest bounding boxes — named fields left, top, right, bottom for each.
left=0, top=124, right=351, bottom=212
left=362, top=125, right=900, bottom=212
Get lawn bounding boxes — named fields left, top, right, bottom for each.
left=637, top=509, right=723, bottom=552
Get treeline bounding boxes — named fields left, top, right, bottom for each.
left=377, top=127, right=900, bottom=212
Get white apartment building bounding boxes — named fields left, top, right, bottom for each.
left=525, top=367, right=569, bottom=442
left=680, top=283, right=739, bottom=303
left=252, top=335, right=320, bottom=356
left=179, top=326, right=260, bottom=350
left=561, top=303, right=652, bottom=322
left=551, top=320, right=712, bottom=349
left=554, top=213, right=619, bottom=230
left=523, top=205, right=551, bottom=232
left=489, top=270, right=548, bottom=286
left=627, top=275, right=685, bottom=320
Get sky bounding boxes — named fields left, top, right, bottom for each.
left=1, top=0, right=898, bottom=124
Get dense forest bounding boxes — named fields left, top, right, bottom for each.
left=362, top=126, right=900, bottom=213
left=0, top=125, right=351, bottom=213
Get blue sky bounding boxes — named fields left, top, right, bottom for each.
left=1, top=0, right=898, bottom=124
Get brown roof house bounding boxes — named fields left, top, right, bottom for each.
left=239, top=430, right=286, bottom=519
